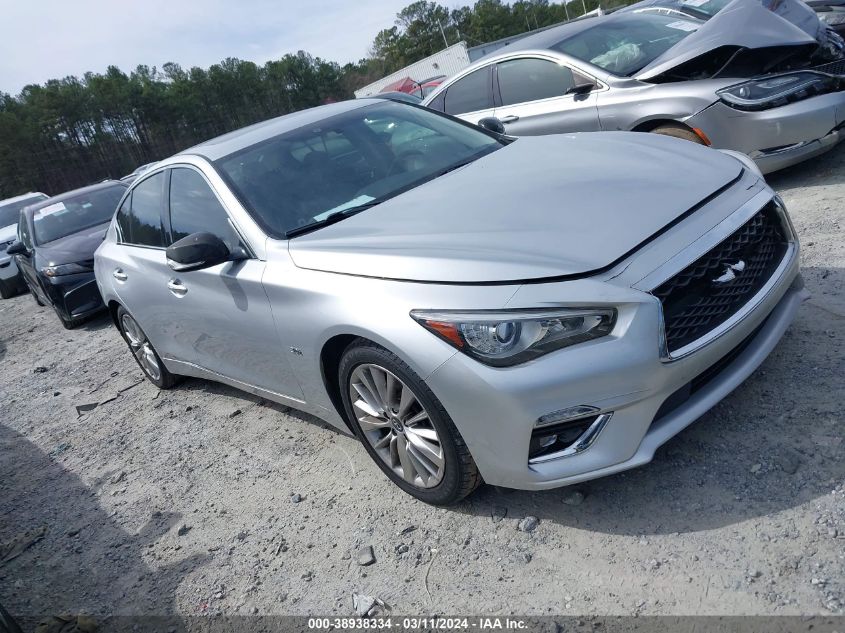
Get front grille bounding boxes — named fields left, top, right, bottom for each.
left=814, top=59, right=845, bottom=76
left=653, top=202, right=788, bottom=355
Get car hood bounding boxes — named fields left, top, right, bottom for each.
left=635, top=0, right=820, bottom=81
left=36, top=221, right=110, bottom=266
left=0, top=223, right=16, bottom=244
left=287, top=133, right=743, bottom=284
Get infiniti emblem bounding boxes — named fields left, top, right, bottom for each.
left=713, top=260, right=746, bottom=284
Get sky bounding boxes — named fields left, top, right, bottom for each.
left=0, top=0, right=417, bottom=95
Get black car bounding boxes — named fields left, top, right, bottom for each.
left=7, top=181, right=127, bottom=328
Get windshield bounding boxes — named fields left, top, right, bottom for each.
left=552, top=14, right=701, bottom=76
left=33, top=185, right=125, bottom=245
left=215, top=101, right=503, bottom=237
left=0, top=194, right=47, bottom=227
left=677, top=0, right=731, bottom=18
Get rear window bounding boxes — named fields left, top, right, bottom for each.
left=33, top=185, right=124, bottom=245
left=0, top=194, right=48, bottom=227
left=552, top=14, right=700, bottom=76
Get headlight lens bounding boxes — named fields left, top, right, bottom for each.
left=410, top=308, right=617, bottom=367
left=41, top=262, right=91, bottom=277
left=717, top=72, right=837, bottom=111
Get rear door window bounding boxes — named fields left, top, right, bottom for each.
left=120, top=172, right=165, bottom=247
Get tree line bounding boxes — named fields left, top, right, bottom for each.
left=0, top=0, right=615, bottom=199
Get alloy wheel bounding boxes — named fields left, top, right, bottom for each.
left=348, top=363, right=445, bottom=488
left=120, top=313, right=162, bottom=382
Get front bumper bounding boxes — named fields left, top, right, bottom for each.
left=0, top=256, right=25, bottom=290
left=686, top=90, right=845, bottom=173
left=425, top=212, right=805, bottom=491
left=40, top=271, right=105, bottom=320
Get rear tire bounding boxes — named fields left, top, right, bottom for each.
left=116, top=306, right=178, bottom=389
left=339, top=340, right=481, bottom=505
left=650, top=123, right=705, bottom=144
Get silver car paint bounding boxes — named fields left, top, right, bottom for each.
left=289, top=132, right=741, bottom=282
left=635, top=0, right=818, bottom=80
left=422, top=1, right=845, bottom=173
left=95, top=101, right=805, bottom=490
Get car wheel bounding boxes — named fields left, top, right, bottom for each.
left=650, top=123, right=705, bottom=145
left=0, top=281, right=12, bottom=300
left=116, top=306, right=178, bottom=389
left=339, top=340, right=481, bottom=505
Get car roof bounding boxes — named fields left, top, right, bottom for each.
left=22, top=180, right=126, bottom=219
left=474, top=15, right=610, bottom=62
left=179, top=100, right=374, bottom=162
left=0, top=191, right=48, bottom=207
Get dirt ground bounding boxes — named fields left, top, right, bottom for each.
left=1, top=144, right=843, bottom=621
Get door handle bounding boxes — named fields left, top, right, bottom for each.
left=112, top=269, right=127, bottom=281
left=167, top=279, right=188, bottom=296
left=500, top=115, right=520, bottom=123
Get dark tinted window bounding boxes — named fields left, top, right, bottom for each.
left=497, top=58, right=575, bottom=106
left=0, top=194, right=47, bottom=227
left=169, top=168, right=240, bottom=250
left=18, top=215, right=32, bottom=250
left=126, top=172, right=165, bottom=247
left=32, top=185, right=125, bottom=245
left=115, top=194, right=132, bottom=243
left=443, top=68, right=492, bottom=115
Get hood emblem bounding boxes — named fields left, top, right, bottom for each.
left=713, top=260, right=746, bottom=284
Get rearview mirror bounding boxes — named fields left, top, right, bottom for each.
left=166, top=232, right=231, bottom=272
left=6, top=241, right=26, bottom=256
left=477, top=117, right=506, bottom=135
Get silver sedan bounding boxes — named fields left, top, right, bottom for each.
left=422, top=0, right=845, bottom=173
left=95, top=99, right=807, bottom=504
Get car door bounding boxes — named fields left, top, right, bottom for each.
left=492, top=56, right=601, bottom=135
left=14, top=213, right=48, bottom=304
left=160, top=165, right=304, bottom=400
left=428, top=66, right=496, bottom=126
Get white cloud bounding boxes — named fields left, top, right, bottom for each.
left=0, top=0, right=412, bottom=94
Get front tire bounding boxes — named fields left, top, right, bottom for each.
left=116, top=306, right=178, bottom=389
left=339, top=340, right=481, bottom=505
left=0, top=281, right=12, bottom=300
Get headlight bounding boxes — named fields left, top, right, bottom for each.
left=410, top=308, right=617, bottom=367
left=717, top=72, right=837, bottom=111
left=41, top=262, right=92, bottom=277
left=819, top=10, right=845, bottom=25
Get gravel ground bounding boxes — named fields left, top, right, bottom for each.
left=1, top=145, right=843, bottom=621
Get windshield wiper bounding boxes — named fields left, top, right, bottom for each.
left=284, top=201, right=383, bottom=238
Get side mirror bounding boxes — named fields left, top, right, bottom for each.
left=477, top=117, right=506, bottom=135
left=566, top=82, right=595, bottom=96
left=6, top=241, right=26, bottom=256
left=166, top=232, right=231, bottom=272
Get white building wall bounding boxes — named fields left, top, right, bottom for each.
left=354, top=42, right=471, bottom=98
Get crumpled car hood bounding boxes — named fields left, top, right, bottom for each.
left=287, top=133, right=743, bottom=284
left=635, top=0, right=819, bottom=81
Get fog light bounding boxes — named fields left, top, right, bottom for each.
left=528, top=413, right=613, bottom=464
